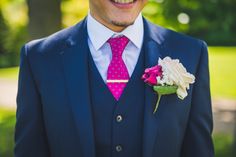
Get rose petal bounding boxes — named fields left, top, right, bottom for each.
left=145, top=74, right=157, bottom=85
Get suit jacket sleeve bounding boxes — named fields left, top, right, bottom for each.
left=14, top=45, right=50, bottom=157
left=181, top=41, right=214, bottom=157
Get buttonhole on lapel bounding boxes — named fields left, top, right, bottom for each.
left=66, top=38, right=76, bottom=47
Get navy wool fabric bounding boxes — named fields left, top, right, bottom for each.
left=15, top=17, right=214, bottom=157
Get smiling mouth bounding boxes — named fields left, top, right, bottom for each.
left=110, top=0, right=137, bottom=4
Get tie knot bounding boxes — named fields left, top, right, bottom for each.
left=108, top=36, right=129, bottom=57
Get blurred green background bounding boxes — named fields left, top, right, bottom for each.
left=0, top=0, right=236, bottom=157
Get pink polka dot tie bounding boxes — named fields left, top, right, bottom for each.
left=107, top=36, right=130, bottom=100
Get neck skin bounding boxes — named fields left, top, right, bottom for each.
left=90, top=12, right=129, bottom=32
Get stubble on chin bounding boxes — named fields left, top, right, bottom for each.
left=111, top=20, right=134, bottom=28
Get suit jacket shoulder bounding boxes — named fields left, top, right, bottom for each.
left=24, top=19, right=86, bottom=57
left=145, top=19, right=205, bottom=49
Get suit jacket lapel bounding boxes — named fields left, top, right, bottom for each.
left=60, top=19, right=96, bottom=157
left=142, top=19, right=169, bottom=157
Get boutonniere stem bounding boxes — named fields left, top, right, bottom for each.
left=153, top=85, right=178, bottom=113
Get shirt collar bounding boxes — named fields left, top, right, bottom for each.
left=87, top=12, right=144, bottom=51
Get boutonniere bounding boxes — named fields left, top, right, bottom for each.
left=142, top=57, right=195, bottom=114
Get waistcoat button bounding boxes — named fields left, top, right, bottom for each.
left=116, top=115, right=123, bottom=123
left=115, top=145, right=123, bottom=152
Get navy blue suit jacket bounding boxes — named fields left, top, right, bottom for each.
left=15, top=17, right=214, bottom=157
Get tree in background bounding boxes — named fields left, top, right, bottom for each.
left=143, top=0, right=236, bottom=45
left=0, top=9, right=7, bottom=55
left=0, top=0, right=236, bottom=68
left=27, top=0, right=62, bottom=39
left=0, top=0, right=28, bottom=67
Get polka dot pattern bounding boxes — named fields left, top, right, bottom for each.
left=107, top=36, right=130, bottom=100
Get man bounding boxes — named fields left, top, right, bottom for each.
left=15, top=0, right=214, bottom=157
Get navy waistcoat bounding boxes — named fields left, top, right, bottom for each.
left=88, top=45, right=145, bottom=157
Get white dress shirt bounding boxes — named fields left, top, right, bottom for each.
left=87, top=12, right=144, bottom=82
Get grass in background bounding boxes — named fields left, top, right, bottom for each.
left=208, top=47, right=236, bottom=99
left=213, top=133, right=235, bottom=157
left=0, top=67, right=18, bottom=80
left=0, top=108, right=15, bottom=157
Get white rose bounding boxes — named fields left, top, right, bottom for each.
left=158, top=57, right=195, bottom=99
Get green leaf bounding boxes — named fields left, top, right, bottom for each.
left=153, top=85, right=178, bottom=95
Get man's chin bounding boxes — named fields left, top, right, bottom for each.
left=111, top=20, right=134, bottom=28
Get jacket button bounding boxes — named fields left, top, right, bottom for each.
left=116, top=115, right=123, bottom=123
left=115, top=145, right=123, bottom=152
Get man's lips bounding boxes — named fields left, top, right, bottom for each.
left=110, top=0, right=137, bottom=9
left=111, top=0, right=136, bottom=4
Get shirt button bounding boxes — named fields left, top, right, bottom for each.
left=115, top=145, right=123, bottom=152
left=116, top=115, right=123, bottom=123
